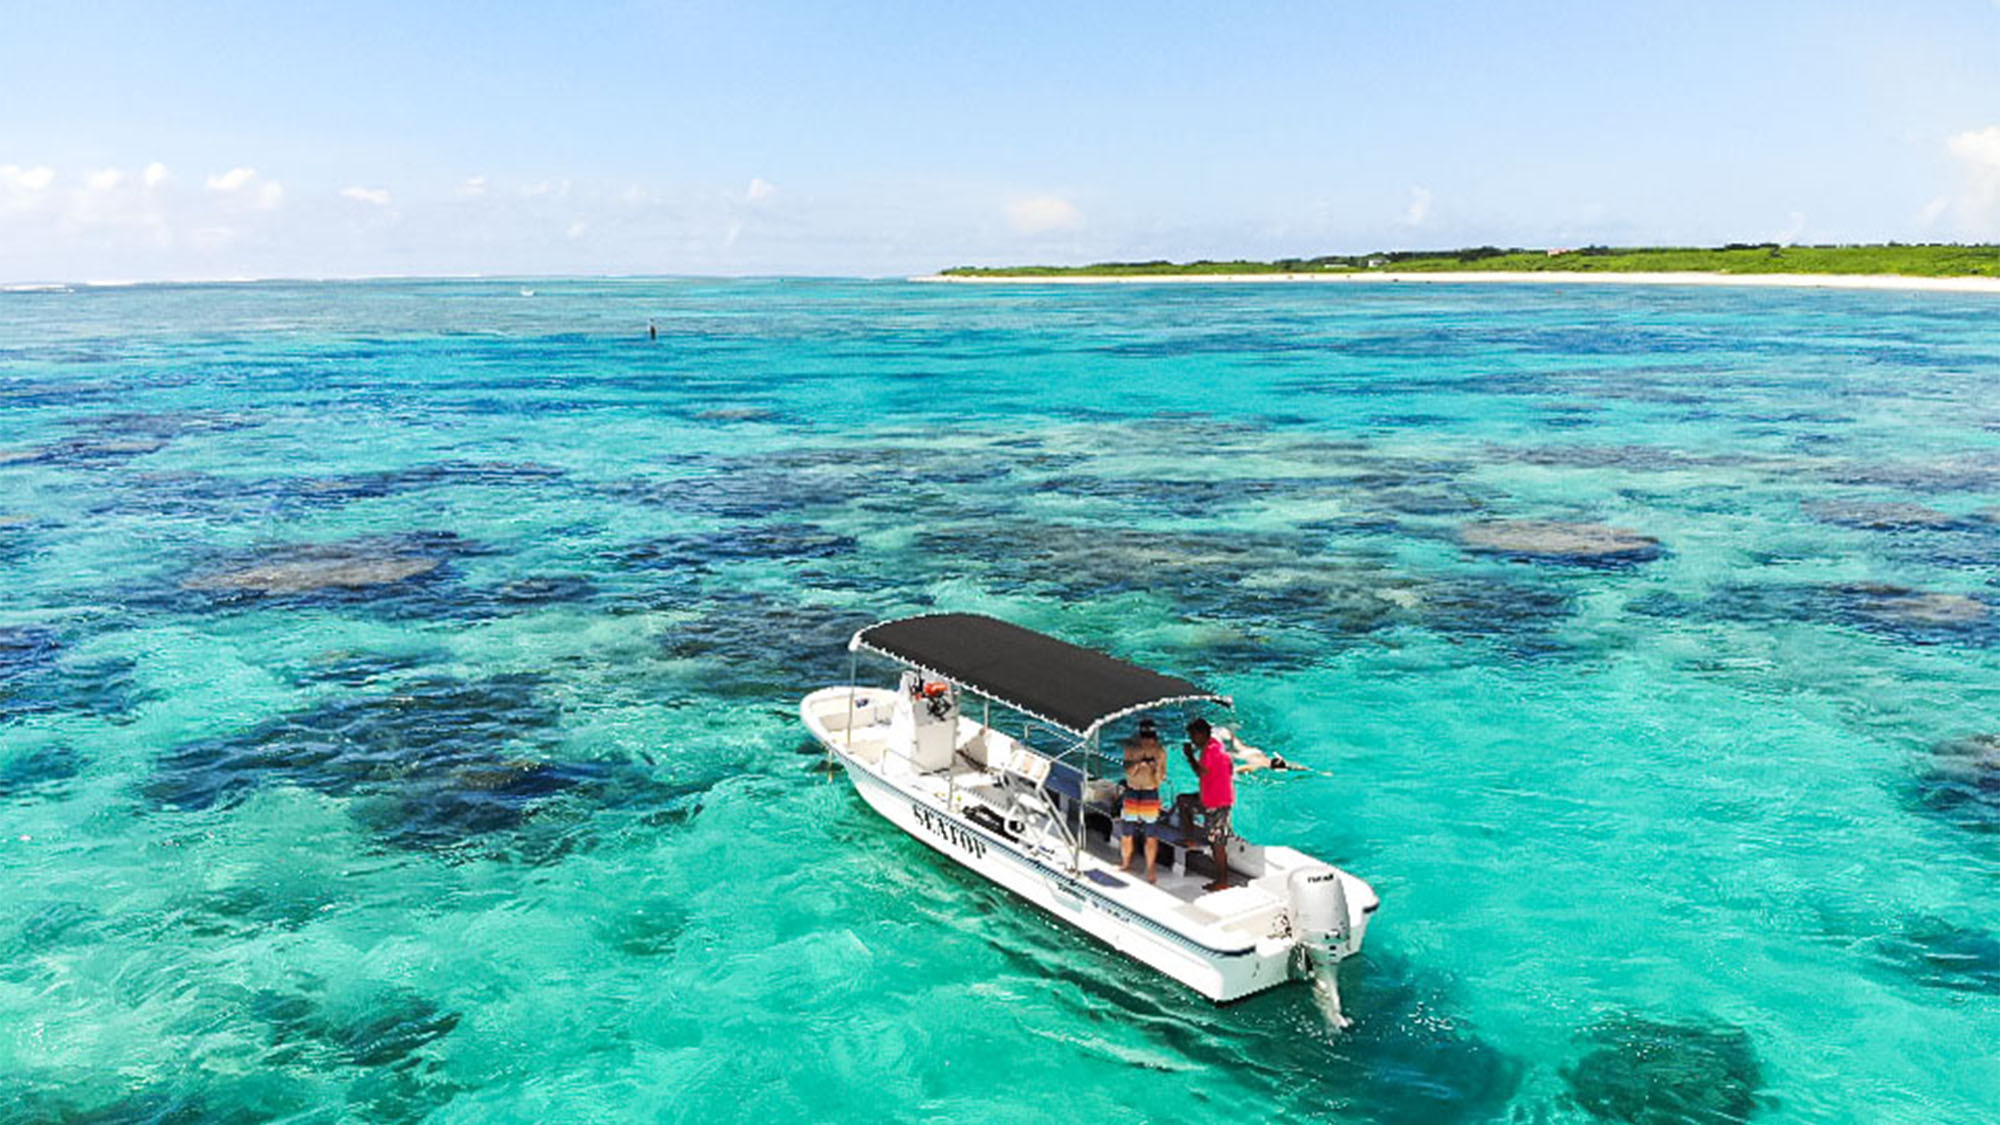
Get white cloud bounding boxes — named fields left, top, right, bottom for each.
left=746, top=177, right=777, bottom=203
left=2, top=164, right=55, bottom=197
left=459, top=175, right=487, bottom=197
left=1004, top=195, right=1082, bottom=235
left=2, top=165, right=56, bottom=192
left=1401, top=186, right=1433, bottom=226
left=1941, top=124, right=2000, bottom=236
left=205, top=167, right=258, bottom=192
left=38, top=164, right=172, bottom=248
left=1947, top=125, right=2000, bottom=167
left=205, top=167, right=283, bottom=210
left=0, top=165, right=55, bottom=214
left=565, top=219, right=589, bottom=239
left=340, top=186, right=393, bottom=207
left=143, top=162, right=171, bottom=189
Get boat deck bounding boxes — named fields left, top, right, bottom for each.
left=804, top=686, right=1295, bottom=945
left=918, top=756, right=1289, bottom=942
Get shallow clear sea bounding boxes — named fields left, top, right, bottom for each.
left=3, top=278, right=1999, bottom=1124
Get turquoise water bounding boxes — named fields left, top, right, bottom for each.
left=3, top=278, right=1999, bottom=1123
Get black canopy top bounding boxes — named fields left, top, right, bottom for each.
left=850, top=613, right=1229, bottom=736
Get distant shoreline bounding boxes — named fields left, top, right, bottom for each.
left=913, top=271, right=2000, bottom=294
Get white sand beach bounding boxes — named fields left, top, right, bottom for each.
left=916, top=271, right=2000, bottom=294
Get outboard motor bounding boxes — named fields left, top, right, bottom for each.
left=1289, top=865, right=1355, bottom=1029
left=1289, top=865, right=1353, bottom=959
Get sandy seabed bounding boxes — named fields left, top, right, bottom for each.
left=915, top=270, right=2000, bottom=294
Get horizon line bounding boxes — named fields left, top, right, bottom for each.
left=0, top=271, right=909, bottom=291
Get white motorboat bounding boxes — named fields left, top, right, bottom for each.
left=801, top=612, right=1378, bottom=1007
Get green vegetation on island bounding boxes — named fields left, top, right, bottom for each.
left=942, top=243, right=2000, bottom=279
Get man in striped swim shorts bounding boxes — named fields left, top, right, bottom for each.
left=1119, top=718, right=1168, bottom=882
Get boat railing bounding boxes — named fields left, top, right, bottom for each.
left=1013, top=719, right=1115, bottom=872
left=857, top=682, right=1109, bottom=874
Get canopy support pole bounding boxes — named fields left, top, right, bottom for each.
left=838, top=652, right=856, bottom=779
left=1073, top=729, right=1094, bottom=873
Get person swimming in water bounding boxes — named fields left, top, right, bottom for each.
left=1215, top=726, right=1306, bottom=773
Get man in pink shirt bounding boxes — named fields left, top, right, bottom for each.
left=1181, top=718, right=1235, bottom=891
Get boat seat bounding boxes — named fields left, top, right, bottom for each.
left=819, top=697, right=883, bottom=733
left=1140, top=817, right=1202, bottom=850
left=955, top=730, right=992, bottom=772
left=1118, top=812, right=1214, bottom=878
left=1043, top=761, right=1119, bottom=812
left=1137, top=818, right=1264, bottom=881
left=1042, top=760, right=1084, bottom=802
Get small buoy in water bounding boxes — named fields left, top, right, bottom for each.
left=648, top=319, right=657, bottom=340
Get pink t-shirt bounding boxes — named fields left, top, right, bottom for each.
left=1198, top=737, right=1234, bottom=808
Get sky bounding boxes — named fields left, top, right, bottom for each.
left=2, top=0, right=1999, bottom=281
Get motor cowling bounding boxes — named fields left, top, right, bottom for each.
left=1288, top=865, right=1353, bottom=962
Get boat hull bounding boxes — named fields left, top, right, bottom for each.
left=839, top=752, right=1298, bottom=1001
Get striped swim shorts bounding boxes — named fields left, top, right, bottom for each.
left=1121, top=787, right=1161, bottom=824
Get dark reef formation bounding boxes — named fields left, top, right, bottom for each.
left=1868, top=916, right=2000, bottom=994
left=1910, top=733, right=2000, bottom=835
left=145, top=674, right=612, bottom=856
left=1562, top=1013, right=1764, bottom=1125
left=0, top=625, right=149, bottom=727
left=1459, top=520, right=1665, bottom=567
left=1632, top=583, right=1997, bottom=648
